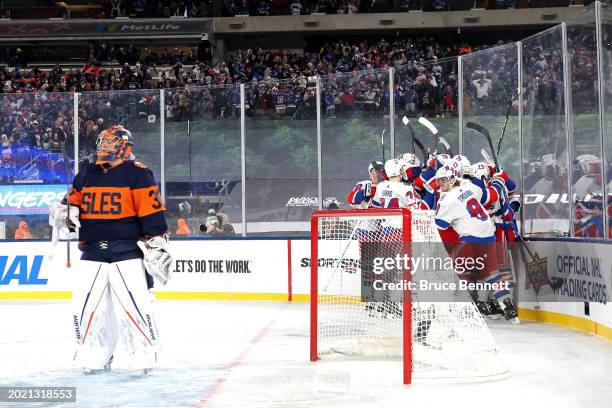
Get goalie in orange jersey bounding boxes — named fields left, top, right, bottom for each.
left=48, top=125, right=172, bottom=374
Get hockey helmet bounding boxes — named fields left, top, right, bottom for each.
left=96, top=125, right=134, bottom=165
left=470, top=162, right=490, bottom=180
left=384, top=159, right=402, bottom=178
left=452, top=155, right=471, bottom=177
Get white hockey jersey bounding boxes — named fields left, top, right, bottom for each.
left=370, top=180, right=420, bottom=209
left=435, top=179, right=495, bottom=242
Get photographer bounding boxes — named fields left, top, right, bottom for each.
left=198, top=209, right=228, bottom=236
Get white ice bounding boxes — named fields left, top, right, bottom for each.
left=0, top=300, right=611, bottom=408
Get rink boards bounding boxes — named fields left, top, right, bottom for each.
left=0, top=237, right=610, bottom=342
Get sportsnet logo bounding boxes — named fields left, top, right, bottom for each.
left=286, top=196, right=339, bottom=207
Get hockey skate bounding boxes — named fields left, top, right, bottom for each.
left=82, top=355, right=113, bottom=375
left=475, top=300, right=492, bottom=317
left=502, top=298, right=520, bottom=324
left=486, top=300, right=504, bottom=320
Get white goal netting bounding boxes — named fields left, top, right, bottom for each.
left=312, top=209, right=508, bottom=382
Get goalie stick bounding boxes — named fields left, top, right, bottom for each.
left=62, top=146, right=73, bottom=268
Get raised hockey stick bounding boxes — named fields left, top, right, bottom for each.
left=438, top=137, right=453, bottom=157
left=401, top=116, right=416, bottom=155
left=417, top=117, right=439, bottom=152
left=466, top=122, right=499, bottom=171
left=496, top=92, right=520, bottom=157
left=402, top=116, right=428, bottom=160
left=380, top=128, right=386, bottom=162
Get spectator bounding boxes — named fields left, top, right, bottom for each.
left=14, top=220, right=32, bottom=239
left=176, top=218, right=192, bottom=235
left=202, top=209, right=225, bottom=235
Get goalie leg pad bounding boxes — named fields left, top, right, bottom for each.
left=72, top=261, right=119, bottom=370
left=108, top=259, right=160, bottom=370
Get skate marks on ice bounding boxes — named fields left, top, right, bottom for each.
left=0, top=367, right=222, bottom=408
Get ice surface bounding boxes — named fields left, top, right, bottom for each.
left=0, top=300, right=610, bottom=408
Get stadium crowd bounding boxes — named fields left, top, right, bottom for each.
left=0, top=1, right=579, bottom=19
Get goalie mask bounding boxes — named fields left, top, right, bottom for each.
left=96, top=125, right=135, bottom=165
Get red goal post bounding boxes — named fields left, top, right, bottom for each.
left=310, top=208, right=414, bottom=384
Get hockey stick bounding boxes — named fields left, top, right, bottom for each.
left=466, top=122, right=499, bottom=171
left=417, top=117, right=439, bottom=153
left=402, top=116, right=428, bottom=160
left=61, top=146, right=73, bottom=268
left=438, top=136, right=453, bottom=157
left=401, top=116, right=416, bottom=155
left=496, top=92, right=520, bottom=157
left=380, top=128, right=386, bottom=162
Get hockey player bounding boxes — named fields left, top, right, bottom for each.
left=48, top=125, right=173, bottom=374
left=434, top=165, right=519, bottom=323
left=370, top=159, right=420, bottom=209
left=470, top=161, right=519, bottom=318
left=347, top=161, right=386, bottom=208
left=396, top=153, right=422, bottom=184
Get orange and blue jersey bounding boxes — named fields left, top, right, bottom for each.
left=64, top=160, right=168, bottom=244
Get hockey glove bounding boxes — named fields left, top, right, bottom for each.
left=137, top=234, right=173, bottom=285
left=48, top=202, right=81, bottom=233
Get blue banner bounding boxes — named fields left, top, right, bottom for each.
left=0, top=184, right=68, bottom=215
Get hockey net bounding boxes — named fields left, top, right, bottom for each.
left=310, top=208, right=508, bottom=384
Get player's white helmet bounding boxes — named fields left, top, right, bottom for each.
left=384, top=159, right=401, bottom=178
left=436, top=153, right=452, bottom=166
left=452, top=155, right=471, bottom=177
left=434, top=164, right=458, bottom=181
left=576, top=154, right=601, bottom=176
left=396, top=153, right=421, bottom=168
left=470, top=162, right=490, bottom=180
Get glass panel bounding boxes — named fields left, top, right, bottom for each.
left=321, top=68, right=391, bottom=212
left=567, top=5, right=605, bottom=238
left=244, top=78, right=317, bottom=236
left=394, top=57, right=460, bottom=162
left=461, top=43, right=521, bottom=226
left=164, top=85, right=242, bottom=237
left=78, top=89, right=161, bottom=177
left=0, top=92, right=74, bottom=240
left=602, top=1, right=612, bottom=239
left=520, top=26, right=570, bottom=237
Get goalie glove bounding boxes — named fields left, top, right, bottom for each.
left=137, top=234, right=173, bottom=285
left=48, top=202, right=81, bottom=233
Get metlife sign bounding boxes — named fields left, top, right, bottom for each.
left=0, top=185, right=67, bottom=215
left=0, top=19, right=212, bottom=39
